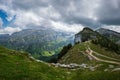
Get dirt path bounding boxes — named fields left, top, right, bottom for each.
left=93, top=50, right=120, bottom=62
left=86, top=47, right=120, bottom=65
left=112, top=68, right=120, bottom=71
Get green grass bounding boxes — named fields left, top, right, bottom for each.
left=59, top=42, right=98, bottom=64
left=59, top=43, right=88, bottom=64
left=42, top=51, right=55, bottom=56
left=59, top=41, right=120, bottom=66
left=0, top=46, right=120, bottom=80
left=0, top=46, right=69, bottom=80
left=89, top=41, right=120, bottom=59
left=72, top=70, right=120, bottom=80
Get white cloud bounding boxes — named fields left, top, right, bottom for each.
left=13, top=5, right=61, bottom=28
left=0, top=27, right=21, bottom=35
left=14, top=10, right=43, bottom=28
left=51, top=21, right=84, bottom=33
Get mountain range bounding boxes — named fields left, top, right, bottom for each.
left=0, top=28, right=74, bottom=61
left=0, top=27, right=120, bottom=62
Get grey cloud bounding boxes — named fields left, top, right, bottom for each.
left=11, top=0, right=100, bottom=25
left=11, top=0, right=101, bottom=27
left=96, top=0, right=120, bottom=25
left=50, top=0, right=101, bottom=28
left=50, top=0, right=120, bottom=25
left=12, top=0, right=49, bottom=10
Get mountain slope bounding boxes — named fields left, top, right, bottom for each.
left=59, top=28, right=120, bottom=64
left=59, top=41, right=120, bottom=64
left=0, top=46, right=68, bottom=80
left=97, top=28, right=120, bottom=44
left=74, top=27, right=120, bottom=54
left=0, top=28, right=74, bottom=61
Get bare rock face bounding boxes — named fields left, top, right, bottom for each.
left=74, top=34, right=82, bottom=43
left=74, top=27, right=98, bottom=43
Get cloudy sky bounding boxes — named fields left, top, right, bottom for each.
left=0, top=0, right=120, bottom=34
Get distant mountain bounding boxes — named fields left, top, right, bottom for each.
left=0, top=28, right=74, bottom=61
left=96, top=28, right=120, bottom=44
left=0, top=34, right=10, bottom=46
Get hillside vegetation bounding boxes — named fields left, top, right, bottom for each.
left=0, top=46, right=68, bottom=80
left=0, top=46, right=120, bottom=80
left=59, top=41, right=120, bottom=64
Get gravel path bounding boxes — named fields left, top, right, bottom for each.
left=86, top=47, right=120, bottom=65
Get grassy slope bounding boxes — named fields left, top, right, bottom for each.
left=0, top=46, right=69, bottom=80
left=59, top=41, right=120, bottom=64
left=59, top=43, right=94, bottom=64
left=59, top=42, right=96, bottom=64
left=89, top=42, right=120, bottom=59
left=0, top=46, right=120, bottom=80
